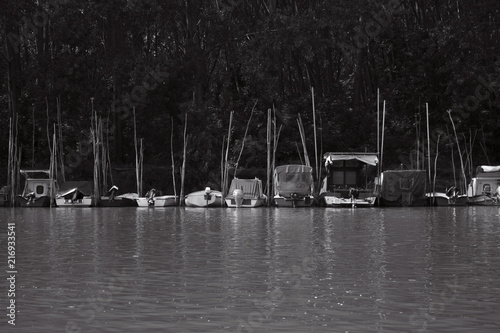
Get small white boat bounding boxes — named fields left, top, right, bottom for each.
left=426, top=186, right=468, bottom=206
left=467, top=165, right=500, bottom=205
left=225, top=178, right=267, bottom=208
left=184, top=187, right=223, bottom=207
left=273, top=165, right=314, bottom=207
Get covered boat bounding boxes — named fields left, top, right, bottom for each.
left=273, top=165, right=314, bottom=207
left=15, top=169, right=57, bottom=207
left=56, top=181, right=93, bottom=207
left=467, top=165, right=500, bottom=205
left=319, top=152, right=378, bottom=207
left=225, top=178, right=267, bottom=208
left=184, top=187, right=223, bottom=207
left=99, top=185, right=138, bottom=207
left=378, top=170, right=427, bottom=206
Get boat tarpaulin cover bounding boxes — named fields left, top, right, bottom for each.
left=274, top=165, right=314, bottom=196
left=57, top=181, right=93, bottom=197
left=324, top=153, right=379, bottom=167
left=227, top=178, right=263, bottom=198
left=380, top=170, right=426, bottom=203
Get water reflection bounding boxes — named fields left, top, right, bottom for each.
left=2, top=206, right=499, bottom=332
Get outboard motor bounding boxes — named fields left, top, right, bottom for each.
left=446, top=186, right=458, bottom=199
left=25, top=191, right=36, bottom=204
left=108, top=185, right=119, bottom=201
left=204, top=187, right=212, bottom=201
left=146, top=188, right=156, bottom=205
left=233, top=188, right=244, bottom=207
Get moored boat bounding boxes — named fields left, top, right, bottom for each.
left=99, top=186, right=138, bottom=207
left=225, top=178, right=267, bottom=208
left=184, top=187, right=223, bottom=207
left=15, top=169, right=57, bottom=207
left=55, top=181, right=93, bottom=207
left=273, top=165, right=314, bottom=207
left=378, top=169, right=427, bottom=206
left=319, top=152, right=378, bottom=208
left=136, top=188, right=178, bottom=207
left=426, top=186, right=468, bottom=206
left=467, top=165, right=500, bottom=205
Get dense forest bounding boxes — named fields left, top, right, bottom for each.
left=1, top=0, right=500, bottom=195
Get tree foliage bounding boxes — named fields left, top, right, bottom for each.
left=1, top=0, right=499, bottom=192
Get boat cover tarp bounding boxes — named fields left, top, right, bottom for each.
left=380, top=170, right=426, bottom=202
left=116, top=193, right=139, bottom=200
left=227, top=178, right=263, bottom=198
left=274, top=165, right=314, bottom=196
left=324, top=153, right=379, bottom=167
left=476, top=165, right=500, bottom=177
left=56, top=181, right=93, bottom=197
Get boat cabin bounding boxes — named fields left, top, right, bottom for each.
left=321, top=153, right=378, bottom=198
left=20, top=169, right=57, bottom=199
left=467, top=165, right=500, bottom=198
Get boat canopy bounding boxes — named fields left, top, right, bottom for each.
left=476, top=165, right=500, bottom=177
left=57, top=181, right=93, bottom=197
left=20, top=169, right=51, bottom=178
left=324, top=153, right=379, bottom=167
left=274, top=165, right=314, bottom=196
left=227, top=178, right=263, bottom=198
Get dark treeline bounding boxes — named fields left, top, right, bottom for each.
left=1, top=0, right=499, bottom=193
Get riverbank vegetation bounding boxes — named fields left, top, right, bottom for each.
left=1, top=0, right=499, bottom=194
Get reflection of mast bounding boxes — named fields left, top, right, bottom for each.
left=370, top=218, right=388, bottom=322
left=135, top=210, right=145, bottom=262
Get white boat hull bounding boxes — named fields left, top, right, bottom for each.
left=426, top=193, right=468, bottom=206
left=468, top=194, right=500, bottom=206
left=273, top=195, right=314, bottom=207
left=154, top=195, right=178, bottom=207
left=323, top=195, right=376, bottom=208
left=136, top=198, right=153, bottom=207
left=184, top=190, right=223, bottom=207
left=225, top=197, right=266, bottom=208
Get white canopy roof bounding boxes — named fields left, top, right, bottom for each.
left=477, top=165, right=500, bottom=173
left=324, top=152, right=379, bottom=167
left=475, top=165, right=500, bottom=178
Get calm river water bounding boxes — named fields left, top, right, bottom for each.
left=1, top=206, right=500, bottom=333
